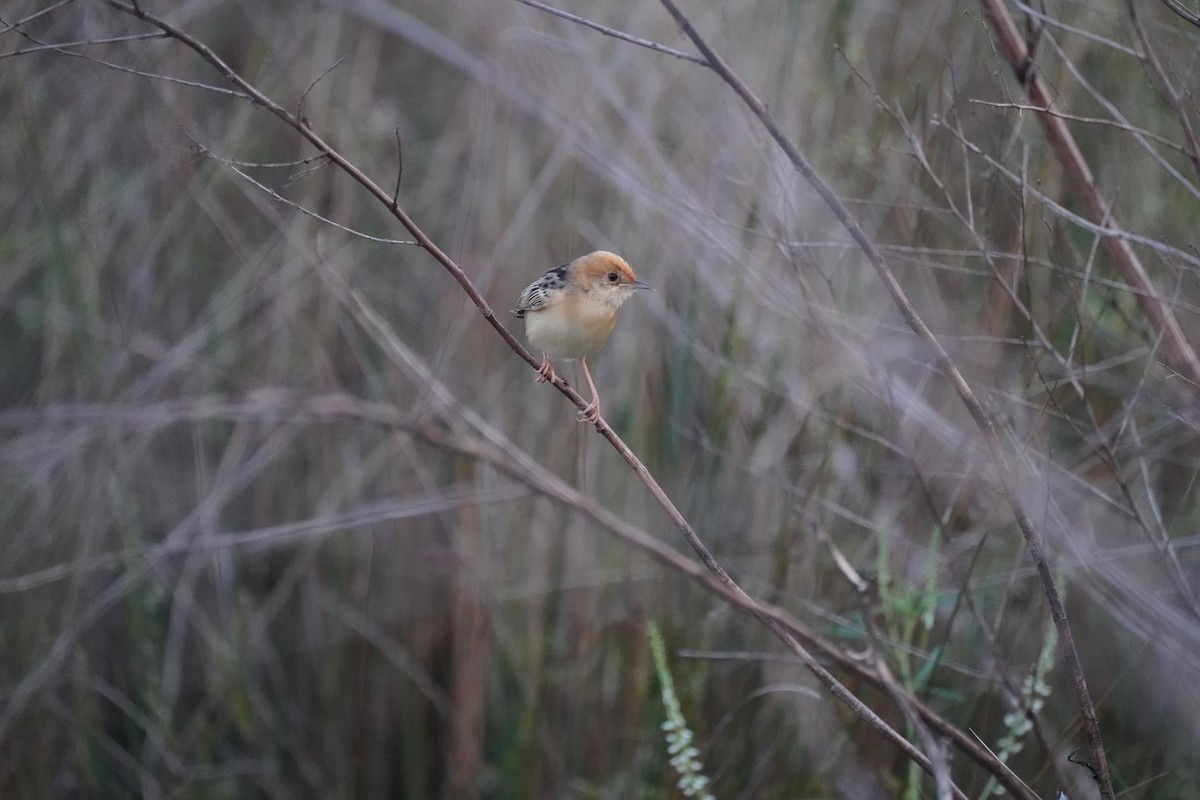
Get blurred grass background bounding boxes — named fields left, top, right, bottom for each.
left=3, top=0, right=1200, bottom=797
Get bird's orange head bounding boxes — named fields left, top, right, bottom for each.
left=572, top=251, right=654, bottom=306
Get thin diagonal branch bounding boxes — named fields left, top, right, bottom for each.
left=514, top=0, right=705, bottom=64
left=1160, top=0, right=1200, bottom=29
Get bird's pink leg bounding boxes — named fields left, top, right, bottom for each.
left=535, top=352, right=556, bottom=384
left=576, top=357, right=602, bottom=423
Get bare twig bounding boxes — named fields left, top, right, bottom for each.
left=296, top=55, right=347, bottom=128
left=513, top=0, right=706, bottom=64
left=392, top=128, right=403, bottom=204
left=967, top=98, right=1195, bottom=157
left=222, top=157, right=417, bottom=246
left=1009, top=0, right=1141, bottom=56
left=930, top=119, right=1200, bottom=271
left=0, top=32, right=167, bottom=59
left=0, top=0, right=76, bottom=35
left=1160, top=0, right=1200, bottom=28
left=1128, top=0, right=1200, bottom=180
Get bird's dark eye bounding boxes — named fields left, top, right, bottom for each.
left=607, top=271, right=619, bottom=282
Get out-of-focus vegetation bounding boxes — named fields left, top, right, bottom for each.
left=2, top=0, right=1199, bottom=797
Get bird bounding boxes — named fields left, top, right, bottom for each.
left=511, top=251, right=653, bottom=423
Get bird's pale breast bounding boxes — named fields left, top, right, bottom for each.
left=525, top=290, right=618, bottom=360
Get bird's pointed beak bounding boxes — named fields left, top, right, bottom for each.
left=631, top=280, right=655, bottom=291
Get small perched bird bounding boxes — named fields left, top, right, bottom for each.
left=512, top=251, right=653, bottom=423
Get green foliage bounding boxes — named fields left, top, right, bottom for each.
left=648, top=623, right=715, bottom=800
left=977, top=617, right=1059, bottom=799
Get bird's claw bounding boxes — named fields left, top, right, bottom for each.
left=535, top=355, right=556, bottom=384
left=577, top=401, right=601, bottom=424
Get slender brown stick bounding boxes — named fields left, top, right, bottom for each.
left=967, top=98, right=1194, bottom=157
left=1160, top=0, right=1200, bottom=29
left=653, top=0, right=1114, bottom=795
left=513, top=0, right=704, bottom=64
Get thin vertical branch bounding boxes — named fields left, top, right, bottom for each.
left=1128, top=0, right=1200, bottom=182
